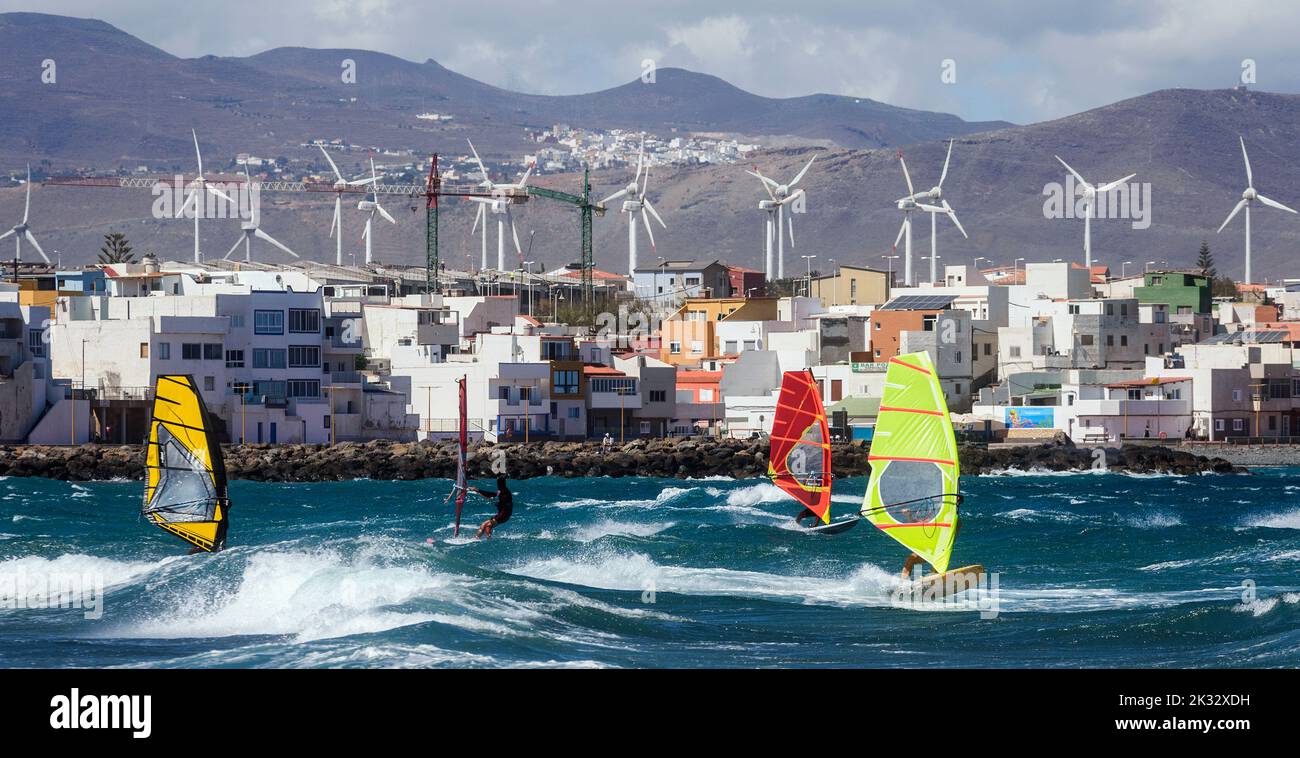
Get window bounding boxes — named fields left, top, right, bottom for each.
left=287, top=379, right=320, bottom=398
left=1120, top=335, right=1128, bottom=347
left=700, top=388, right=715, bottom=401
left=724, top=341, right=738, bottom=354
left=552, top=370, right=579, bottom=394
left=591, top=377, right=636, bottom=394
left=955, top=384, right=963, bottom=395
left=230, top=314, right=245, bottom=328
left=923, top=315, right=936, bottom=331
left=289, top=308, right=321, bottom=333
left=27, top=329, right=44, bottom=357
left=254, top=309, right=284, bottom=335
left=1232, top=388, right=1243, bottom=402
left=850, top=280, right=858, bottom=301
left=324, top=415, right=331, bottom=429
left=136, top=342, right=148, bottom=359
left=157, top=342, right=170, bottom=360
left=983, top=342, right=991, bottom=356
left=1128, top=389, right=1142, bottom=400
left=1292, top=378, right=1300, bottom=397
left=499, top=386, right=512, bottom=404
left=1068, top=304, right=1080, bottom=315
left=669, top=341, right=681, bottom=354
left=1120, top=304, right=1129, bottom=317
left=567, top=407, right=580, bottom=419
left=519, top=386, right=532, bottom=404
left=182, top=343, right=200, bottom=360
left=649, top=390, right=666, bottom=403
left=1009, top=346, right=1021, bottom=358
left=955, top=351, right=962, bottom=363
left=1215, top=419, right=1225, bottom=432
left=874, top=321, right=881, bottom=330
left=1177, top=306, right=1192, bottom=315
left=690, top=340, right=704, bottom=354
left=1158, top=343, right=1164, bottom=353
left=1233, top=418, right=1244, bottom=432
left=288, top=345, right=321, bottom=368
left=225, top=350, right=244, bottom=368
left=204, top=376, right=215, bottom=391
left=1080, top=335, right=1094, bottom=346
left=203, top=343, right=223, bottom=360
left=252, top=348, right=287, bottom=369
left=1106, top=335, right=1114, bottom=347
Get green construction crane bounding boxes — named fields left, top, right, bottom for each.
left=526, top=167, right=606, bottom=312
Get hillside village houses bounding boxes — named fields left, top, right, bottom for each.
left=0, top=247, right=1295, bottom=447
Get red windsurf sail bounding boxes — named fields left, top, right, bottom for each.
left=768, top=370, right=832, bottom=523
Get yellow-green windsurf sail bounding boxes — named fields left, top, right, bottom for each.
left=142, top=375, right=229, bottom=553
left=861, top=352, right=960, bottom=573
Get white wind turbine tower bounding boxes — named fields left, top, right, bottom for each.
left=748, top=156, right=815, bottom=280
left=1054, top=155, right=1136, bottom=270
left=223, top=164, right=298, bottom=262
left=892, top=151, right=923, bottom=285
left=1217, top=136, right=1297, bottom=284
left=179, top=129, right=235, bottom=263
left=600, top=136, right=667, bottom=275
left=353, top=158, right=397, bottom=265
left=318, top=144, right=373, bottom=265
left=0, top=166, right=51, bottom=264
left=908, top=140, right=969, bottom=284
left=467, top=139, right=534, bottom=271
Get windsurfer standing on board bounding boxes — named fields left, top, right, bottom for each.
left=471, top=476, right=514, bottom=539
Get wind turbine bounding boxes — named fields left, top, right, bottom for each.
left=0, top=166, right=50, bottom=264
left=1054, top=155, right=1136, bottom=270
left=600, top=136, right=667, bottom=275
left=179, top=129, right=235, bottom=263
left=1217, top=136, right=1297, bottom=284
left=318, top=144, right=373, bottom=265
left=748, top=155, right=815, bottom=280
left=223, top=164, right=298, bottom=262
left=467, top=139, right=534, bottom=271
left=908, top=140, right=969, bottom=284
left=355, top=158, right=396, bottom=265
left=892, top=151, right=922, bottom=285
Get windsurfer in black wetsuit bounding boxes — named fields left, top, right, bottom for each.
left=794, top=507, right=819, bottom=527
left=472, top=476, right=513, bottom=540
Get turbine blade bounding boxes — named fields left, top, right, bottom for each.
left=1217, top=198, right=1248, bottom=233
left=472, top=203, right=484, bottom=234
left=1055, top=155, right=1090, bottom=190
left=330, top=196, right=341, bottom=238
left=467, top=139, right=491, bottom=185
left=1240, top=136, right=1253, bottom=187
left=318, top=144, right=344, bottom=182
left=23, top=230, right=50, bottom=264
left=944, top=200, right=969, bottom=239
left=747, top=170, right=779, bottom=201
left=361, top=216, right=371, bottom=241
left=634, top=135, right=645, bottom=186
left=223, top=234, right=245, bottom=261
left=644, top=199, right=666, bottom=228
left=641, top=207, right=657, bottom=249
left=507, top=207, right=522, bottom=256
left=23, top=165, right=31, bottom=223
left=600, top=188, right=629, bottom=206
left=375, top=201, right=396, bottom=225
left=206, top=186, right=235, bottom=205
left=517, top=159, right=535, bottom=188
left=1258, top=194, right=1298, bottom=214
left=899, top=155, right=915, bottom=197
left=0, top=229, right=14, bottom=242
left=939, top=139, right=953, bottom=187
left=787, top=211, right=794, bottom=247
left=192, top=129, right=203, bottom=175
left=894, top=217, right=907, bottom=248
left=255, top=227, right=299, bottom=257
left=1097, top=173, right=1137, bottom=194
left=789, top=155, right=816, bottom=187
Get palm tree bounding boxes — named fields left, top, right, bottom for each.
left=98, top=232, right=135, bottom=264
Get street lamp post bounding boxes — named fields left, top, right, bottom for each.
left=1014, top=257, right=1025, bottom=283
left=801, top=254, right=816, bottom=298
left=882, top=254, right=899, bottom=292
left=522, top=260, right=535, bottom=316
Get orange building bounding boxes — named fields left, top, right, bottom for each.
left=869, top=297, right=955, bottom=362
left=657, top=297, right=778, bottom=366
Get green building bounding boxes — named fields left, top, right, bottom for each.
left=1133, top=271, right=1211, bottom=314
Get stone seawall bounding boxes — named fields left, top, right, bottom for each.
left=0, top=438, right=1242, bottom=482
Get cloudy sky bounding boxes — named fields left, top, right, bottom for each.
left=6, top=1, right=1300, bottom=124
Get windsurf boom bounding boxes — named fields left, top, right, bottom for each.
left=861, top=352, right=962, bottom=574
left=142, top=374, right=230, bottom=553
left=768, top=370, right=832, bottom=524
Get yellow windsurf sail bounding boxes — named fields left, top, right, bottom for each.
left=861, top=352, right=961, bottom=573
left=142, top=375, right=229, bottom=553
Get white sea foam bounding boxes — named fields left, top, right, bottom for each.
left=1244, top=509, right=1300, bottom=530
left=569, top=520, right=675, bottom=543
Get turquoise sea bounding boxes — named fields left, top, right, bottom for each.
left=1, top=468, right=1298, bottom=668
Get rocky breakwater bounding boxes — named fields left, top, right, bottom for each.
left=0, top=437, right=1244, bottom=482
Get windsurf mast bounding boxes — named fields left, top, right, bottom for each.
left=768, top=370, right=833, bottom=524
left=860, top=353, right=961, bottom=573
left=142, top=374, right=230, bottom=553
left=448, top=375, right=469, bottom=536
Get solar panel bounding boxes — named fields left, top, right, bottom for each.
left=1197, top=329, right=1289, bottom=345
left=879, top=294, right=958, bottom=311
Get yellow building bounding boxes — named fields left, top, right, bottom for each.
left=809, top=265, right=892, bottom=307
left=657, top=297, right=779, bottom=366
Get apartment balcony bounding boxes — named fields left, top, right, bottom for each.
left=1074, top=398, right=1192, bottom=416
left=323, top=370, right=363, bottom=387
left=588, top=391, right=643, bottom=410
